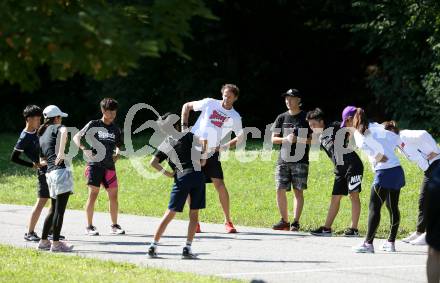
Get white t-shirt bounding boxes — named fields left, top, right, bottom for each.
left=354, top=123, right=402, bottom=171
left=190, top=98, right=243, bottom=148
left=398, top=130, right=440, bottom=171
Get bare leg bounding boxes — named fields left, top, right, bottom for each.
left=324, top=195, right=343, bottom=228
left=153, top=210, right=177, bottom=243
left=427, top=246, right=440, bottom=283
left=187, top=209, right=199, bottom=242
left=28, top=198, right=48, bottom=233
left=276, top=189, right=289, bottom=221
left=211, top=178, right=231, bottom=222
left=107, top=187, right=119, bottom=225
left=349, top=192, right=361, bottom=229
left=293, top=189, right=304, bottom=223
left=86, top=186, right=100, bottom=226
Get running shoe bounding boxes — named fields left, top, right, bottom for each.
left=290, top=221, right=300, bottom=232
left=50, top=242, right=74, bottom=253
left=147, top=245, right=157, bottom=258
left=225, top=222, right=237, bottom=233
left=85, top=225, right=99, bottom=236
left=24, top=232, right=40, bottom=242
left=410, top=232, right=427, bottom=246
left=311, top=226, right=332, bottom=237
left=37, top=240, right=51, bottom=251
left=272, top=219, right=290, bottom=231
left=48, top=234, right=65, bottom=241
left=402, top=231, right=421, bottom=243
left=110, top=224, right=126, bottom=235
left=381, top=241, right=396, bottom=252
left=196, top=223, right=202, bottom=233
left=182, top=246, right=198, bottom=259
left=344, top=228, right=360, bottom=237
left=353, top=242, right=375, bottom=253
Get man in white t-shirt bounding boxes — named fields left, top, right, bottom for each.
left=181, top=84, right=244, bottom=233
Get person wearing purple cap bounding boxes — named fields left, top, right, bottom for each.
left=340, top=106, right=357, bottom=128
left=270, top=89, right=312, bottom=232
left=343, top=107, right=406, bottom=254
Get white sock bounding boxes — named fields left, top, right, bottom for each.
left=185, top=241, right=192, bottom=249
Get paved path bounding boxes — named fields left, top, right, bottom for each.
left=0, top=204, right=428, bottom=283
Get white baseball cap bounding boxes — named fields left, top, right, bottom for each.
left=43, top=105, right=68, bottom=118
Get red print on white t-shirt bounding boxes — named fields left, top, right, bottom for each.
left=209, top=110, right=229, bottom=128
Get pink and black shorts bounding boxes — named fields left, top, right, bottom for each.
left=85, top=165, right=118, bottom=189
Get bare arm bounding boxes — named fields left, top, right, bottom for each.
left=72, top=132, right=86, bottom=151
left=149, top=156, right=174, bottom=178
left=181, top=102, right=195, bottom=131
left=55, top=127, right=68, bottom=165
left=200, top=139, right=208, bottom=166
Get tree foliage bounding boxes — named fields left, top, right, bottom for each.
left=352, top=0, right=440, bottom=132
left=0, top=0, right=215, bottom=91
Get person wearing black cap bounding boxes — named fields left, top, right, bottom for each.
left=270, top=89, right=312, bottom=231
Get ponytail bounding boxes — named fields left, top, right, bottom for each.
left=382, top=120, right=399, bottom=134
left=353, top=108, right=369, bottom=135
left=37, top=117, right=56, bottom=136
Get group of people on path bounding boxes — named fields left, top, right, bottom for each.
left=9, top=85, right=440, bottom=281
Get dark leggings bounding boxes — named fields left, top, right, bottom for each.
left=42, top=192, right=70, bottom=241
left=416, top=176, right=428, bottom=233
left=366, top=185, right=401, bottom=244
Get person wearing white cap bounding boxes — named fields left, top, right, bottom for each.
left=36, top=105, right=74, bottom=252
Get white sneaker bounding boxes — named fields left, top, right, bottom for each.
left=353, top=242, right=375, bottom=253
left=110, top=224, right=125, bottom=235
left=86, top=225, right=99, bottom=236
left=381, top=241, right=396, bottom=252
left=410, top=232, right=427, bottom=246
left=402, top=231, right=421, bottom=243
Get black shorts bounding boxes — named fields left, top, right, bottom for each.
left=169, top=171, right=206, bottom=212
left=425, top=160, right=440, bottom=251
left=37, top=167, right=50, bottom=198
left=333, top=172, right=363, bottom=196
left=202, top=152, right=223, bottom=183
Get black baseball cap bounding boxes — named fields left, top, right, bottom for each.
left=281, top=88, right=301, bottom=98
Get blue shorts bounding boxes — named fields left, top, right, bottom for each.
left=169, top=171, right=206, bottom=212
left=373, top=166, right=405, bottom=190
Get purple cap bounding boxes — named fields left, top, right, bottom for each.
left=341, top=106, right=357, bottom=127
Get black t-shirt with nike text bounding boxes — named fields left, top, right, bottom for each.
left=78, top=120, right=123, bottom=170
left=271, top=111, right=312, bottom=164
left=320, top=121, right=363, bottom=175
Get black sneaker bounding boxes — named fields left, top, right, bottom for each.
left=311, top=226, right=332, bottom=237
left=272, top=219, right=290, bottom=231
left=290, top=221, right=300, bottom=232
left=182, top=246, right=197, bottom=259
left=344, top=228, right=360, bottom=237
left=24, top=232, right=40, bottom=242
left=48, top=234, right=66, bottom=241
left=147, top=245, right=157, bottom=258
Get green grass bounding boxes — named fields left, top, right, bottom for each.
left=0, top=133, right=424, bottom=238
left=0, top=244, right=239, bottom=283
